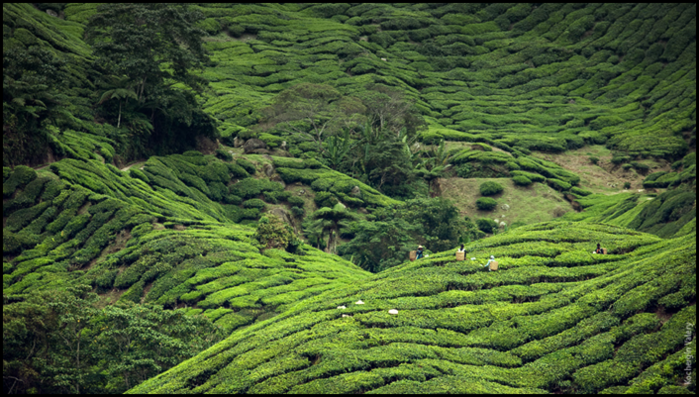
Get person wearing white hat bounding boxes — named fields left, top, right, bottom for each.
left=483, top=255, right=496, bottom=271
left=416, top=245, right=424, bottom=260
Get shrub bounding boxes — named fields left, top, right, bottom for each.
left=477, top=218, right=498, bottom=233
left=288, top=196, right=305, bottom=207
left=215, top=149, right=233, bottom=162
left=476, top=197, right=498, bottom=211
left=311, top=178, right=333, bottom=191
left=236, top=159, right=256, bottom=175
left=510, top=171, right=546, bottom=183
left=547, top=178, right=572, bottom=191
left=224, top=194, right=243, bottom=205
left=314, top=191, right=338, bottom=208
left=622, top=163, right=633, bottom=171
left=263, top=190, right=291, bottom=204
left=272, top=157, right=306, bottom=169
left=570, top=187, right=593, bottom=196
left=303, top=158, right=323, bottom=169
left=255, top=215, right=297, bottom=250
left=479, top=181, right=504, bottom=196
left=623, top=182, right=631, bottom=189
left=129, top=168, right=150, bottom=183
left=3, top=165, right=37, bottom=198
left=226, top=163, right=250, bottom=178
left=290, top=206, right=305, bottom=218
left=682, top=152, right=695, bottom=169
left=229, top=178, right=283, bottom=199
left=630, top=162, right=649, bottom=172
left=512, top=175, right=532, bottom=186
left=589, top=157, right=599, bottom=165
left=243, top=199, right=266, bottom=209
left=241, top=208, right=261, bottom=220
left=611, top=155, right=630, bottom=165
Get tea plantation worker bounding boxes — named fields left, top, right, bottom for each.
left=593, top=243, right=604, bottom=254
left=483, top=255, right=496, bottom=271
left=457, top=244, right=465, bottom=253
left=416, top=245, right=424, bottom=260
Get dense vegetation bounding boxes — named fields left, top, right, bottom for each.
left=130, top=223, right=696, bottom=394
left=3, top=2, right=696, bottom=395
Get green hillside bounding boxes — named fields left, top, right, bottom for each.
left=3, top=2, right=696, bottom=395
left=129, top=223, right=695, bottom=394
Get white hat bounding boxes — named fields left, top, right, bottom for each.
left=490, top=255, right=495, bottom=259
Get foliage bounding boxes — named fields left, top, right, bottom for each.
left=84, top=3, right=218, bottom=160
left=476, top=197, right=498, bottom=211
left=477, top=218, right=499, bottom=233
left=512, top=175, right=533, bottom=186
left=2, top=285, right=223, bottom=394
left=340, top=197, right=469, bottom=272
left=255, top=215, right=299, bottom=252
left=480, top=181, right=505, bottom=196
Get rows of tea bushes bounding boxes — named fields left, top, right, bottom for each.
left=128, top=222, right=695, bottom=394
left=4, top=157, right=374, bottom=335
left=63, top=3, right=696, bottom=163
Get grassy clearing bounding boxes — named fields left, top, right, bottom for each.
left=439, top=177, right=573, bottom=227
left=531, top=146, right=672, bottom=194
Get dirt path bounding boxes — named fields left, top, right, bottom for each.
left=120, top=161, right=145, bottom=172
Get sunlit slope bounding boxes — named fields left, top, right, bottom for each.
left=3, top=156, right=374, bottom=332
left=67, top=2, right=694, bottom=160
left=128, top=223, right=695, bottom=394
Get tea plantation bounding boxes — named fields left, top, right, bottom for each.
left=129, top=223, right=695, bottom=394
left=3, top=2, right=696, bottom=395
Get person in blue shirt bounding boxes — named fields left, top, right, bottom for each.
left=483, top=255, right=496, bottom=271
left=416, top=245, right=424, bottom=260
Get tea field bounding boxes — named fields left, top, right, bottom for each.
left=129, top=222, right=695, bottom=394
left=3, top=2, right=696, bottom=395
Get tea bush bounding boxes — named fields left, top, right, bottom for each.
left=479, top=181, right=505, bottom=196
left=476, top=197, right=498, bottom=211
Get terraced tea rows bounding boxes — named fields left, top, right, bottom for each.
left=4, top=158, right=373, bottom=333
left=129, top=223, right=695, bottom=394
left=61, top=3, right=696, bottom=161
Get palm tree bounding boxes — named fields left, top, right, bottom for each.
left=305, top=203, right=359, bottom=254
left=323, top=129, right=355, bottom=170
left=419, top=140, right=453, bottom=197
left=96, top=75, right=137, bottom=128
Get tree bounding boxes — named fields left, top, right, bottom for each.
left=3, top=44, right=68, bottom=166
left=86, top=4, right=218, bottom=157
left=322, top=129, right=356, bottom=170
left=304, top=203, right=359, bottom=254
left=96, top=75, right=137, bottom=129
left=338, top=218, right=418, bottom=273
left=262, top=83, right=365, bottom=153
left=340, top=198, right=468, bottom=272
left=255, top=214, right=300, bottom=252
left=359, top=84, right=427, bottom=137
left=86, top=4, right=209, bottom=104
left=417, top=140, right=453, bottom=197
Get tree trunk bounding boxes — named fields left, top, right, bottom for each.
left=117, top=101, right=122, bottom=128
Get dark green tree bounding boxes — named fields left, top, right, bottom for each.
left=3, top=44, right=68, bottom=166
left=85, top=3, right=209, bottom=104
left=304, top=203, right=359, bottom=254
left=85, top=3, right=218, bottom=158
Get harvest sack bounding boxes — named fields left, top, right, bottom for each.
left=456, top=251, right=465, bottom=261
left=409, top=251, right=417, bottom=261
left=490, top=261, right=499, bottom=271
left=602, top=248, right=607, bottom=255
